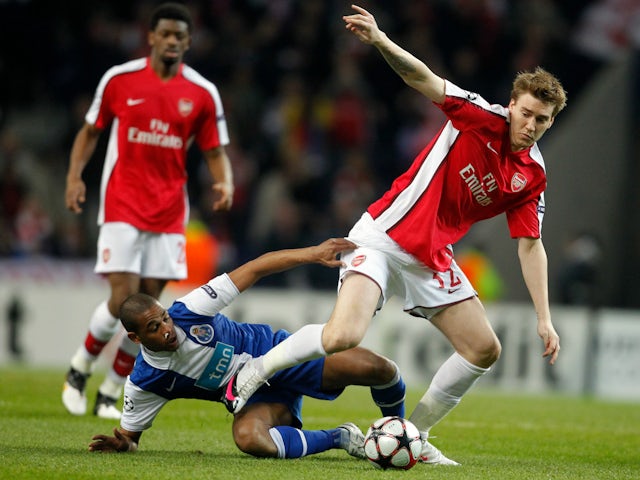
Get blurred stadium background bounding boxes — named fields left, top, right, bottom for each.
left=0, top=1, right=639, bottom=400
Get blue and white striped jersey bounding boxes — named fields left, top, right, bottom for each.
left=120, top=273, right=287, bottom=432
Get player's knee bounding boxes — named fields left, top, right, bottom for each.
left=323, top=333, right=360, bottom=353
left=477, top=336, right=501, bottom=368
left=367, top=355, right=398, bottom=384
left=322, top=325, right=363, bottom=353
left=381, top=357, right=401, bottom=383
left=233, top=423, right=276, bottom=458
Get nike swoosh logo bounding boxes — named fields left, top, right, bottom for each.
left=126, top=98, right=145, bottom=106
left=166, top=377, right=176, bottom=392
left=448, top=287, right=461, bottom=294
left=486, top=142, right=498, bottom=155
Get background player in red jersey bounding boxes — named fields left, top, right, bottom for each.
left=62, top=3, right=234, bottom=419
left=223, top=4, right=566, bottom=466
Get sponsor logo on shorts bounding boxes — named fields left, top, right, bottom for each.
left=351, top=255, right=366, bottom=267
left=200, top=284, right=218, bottom=299
left=190, top=324, right=214, bottom=344
left=511, top=172, right=527, bottom=192
left=102, top=248, right=111, bottom=264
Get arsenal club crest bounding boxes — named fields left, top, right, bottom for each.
left=510, top=172, right=527, bottom=192
left=178, top=98, right=194, bottom=117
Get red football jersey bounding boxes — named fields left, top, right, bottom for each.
left=86, top=57, right=229, bottom=234
left=367, top=80, right=546, bottom=272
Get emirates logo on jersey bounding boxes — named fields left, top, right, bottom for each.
left=178, top=98, right=194, bottom=117
left=102, top=248, right=111, bottom=264
left=511, top=172, right=527, bottom=192
left=351, top=255, right=366, bottom=267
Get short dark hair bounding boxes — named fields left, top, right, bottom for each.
left=120, top=293, right=160, bottom=333
left=150, top=2, right=193, bottom=32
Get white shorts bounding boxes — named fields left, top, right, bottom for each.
left=95, top=222, right=187, bottom=280
left=340, top=213, right=477, bottom=320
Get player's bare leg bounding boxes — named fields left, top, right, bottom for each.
left=223, top=274, right=380, bottom=414
left=233, top=402, right=365, bottom=459
left=409, top=297, right=500, bottom=465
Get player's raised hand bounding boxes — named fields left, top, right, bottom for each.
left=65, top=178, right=86, bottom=214
left=343, top=4, right=383, bottom=45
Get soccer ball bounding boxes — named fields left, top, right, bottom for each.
left=363, top=416, right=422, bottom=470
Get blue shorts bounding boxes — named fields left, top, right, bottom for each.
left=247, top=330, right=343, bottom=428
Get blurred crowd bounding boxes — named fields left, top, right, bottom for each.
left=1, top=0, right=639, bottom=288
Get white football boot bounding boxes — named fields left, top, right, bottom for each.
left=338, top=422, right=366, bottom=458
left=222, top=358, right=268, bottom=414
left=62, top=368, right=89, bottom=415
left=419, top=435, right=460, bottom=466
left=93, top=392, right=122, bottom=420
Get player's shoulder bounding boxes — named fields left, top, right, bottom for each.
left=96, top=58, right=147, bottom=93
left=181, top=64, right=222, bottom=100
left=444, top=79, right=508, bottom=119
left=102, top=57, right=148, bottom=81
left=524, top=143, right=546, bottom=172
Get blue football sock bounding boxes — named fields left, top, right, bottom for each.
left=268, top=426, right=341, bottom=459
left=370, top=367, right=406, bottom=417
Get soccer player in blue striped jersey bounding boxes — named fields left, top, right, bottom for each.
left=88, top=238, right=406, bottom=459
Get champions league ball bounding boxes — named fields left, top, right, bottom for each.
left=363, top=416, right=422, bottom=470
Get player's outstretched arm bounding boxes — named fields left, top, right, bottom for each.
left=517, top=237, right=560, bottom=364
left=228, top=238, right=356, bottom=293
left=343, top=4, right=445, bottom=103
left=89, top=427, right=141, bottom=453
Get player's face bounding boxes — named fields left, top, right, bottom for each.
left=133, top=303, right=180, bottom=352
left=148, top=19, right=191, bottom=66
left=508, top=93, right=555, bottom=151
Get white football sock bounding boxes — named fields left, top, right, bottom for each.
left=101, top=333, right=139, bottom=392
left=409, top=352, right=490, bottom=434
left=70, top=301, right=120, bottom=374
left=261, top=323, right=327, bottom=378
left=88, top=300, right=120, bottom=341
left=99, top=376, right=124, bottom=399
left=70, top=345, right=95, bottom=374
left=117, top=332, right=140, bottom=357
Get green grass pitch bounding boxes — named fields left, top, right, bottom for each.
left=1, top=366, right=638, bottom=479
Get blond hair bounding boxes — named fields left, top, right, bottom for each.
left=511, top=67, right=567, bottom=117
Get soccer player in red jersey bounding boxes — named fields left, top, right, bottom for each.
left=224, top=5, right=566, bottom=466
left=62, top=3, right=234, bottom=419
